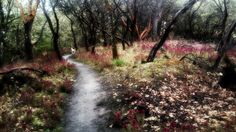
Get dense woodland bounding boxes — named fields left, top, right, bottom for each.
left=0, top=0, right=235, bottom=65
left=1, top=0, right=236, bottom=131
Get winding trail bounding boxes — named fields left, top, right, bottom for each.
left=63, top=55, right=108, bottom=132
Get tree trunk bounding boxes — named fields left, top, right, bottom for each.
left=216, top=0, right=228, bottom=51
left=81, top=27, right=89, bottom=51
left=53, top=33, right=62, bottom=60
left=212, top=20, right=236, bottom=69
left=156, top=17, right=162, bottom=37
left=102, top=30, right=108, bottom=47
left=112, top=40, right=119, bottom=59
left=101, top=13, right=108, bottom=47
left=0, top=1, right=4, bottom=66
left=152, top=16, right=163, bottom=40
left=16, top=0, right=39, bottom=60
left=16, top=24, right=20, bottom=47
left=24, top=21, right=34, bottom=60
left=0, top=28, right=5, bottom=66
left=84, top=34, right=89, bottom=51
left=42, top=0, right=62, bottom=60
left=0, top=40, right=4, bottom=66
left=91, top=46, right=96, bottom=54
left=130, top=19, right=136, bottom=45
left=65, top=14, right=78, bottom=50
left=90, top=32, right=96, bottom=54
left=152, top=17, right=158, bottom=41
left=112, top=22, right=119, bottom=59
left=70, top=21, right=78, bottom=50
left=188, top=12, right=194, bottom=37
left=146, top=0, right=198, bottom=62
left=152, top=0, right=163, bottom=41
left=130, top=9, right=138, bottom=45
left=122, top=18, right=130, bottom=50
left=188, top=1, right=203, bottom=38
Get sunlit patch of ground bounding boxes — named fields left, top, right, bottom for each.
left=75, top=39, right=236, bottom=131
left=0, top=53, right=76, bottom=131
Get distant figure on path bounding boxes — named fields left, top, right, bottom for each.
left=71, top=47, right=76, bottom=54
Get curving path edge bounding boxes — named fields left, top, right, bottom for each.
left=63, top=55, right=107, bottom=132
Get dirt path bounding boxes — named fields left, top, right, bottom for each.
left=63, top=55, right=109, bottom=132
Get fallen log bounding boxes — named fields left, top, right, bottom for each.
left=0, top=67, right=47, bottom=76
left=180, top=54, right=210, bottom=69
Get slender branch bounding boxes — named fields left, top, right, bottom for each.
left=15, top=0, right=25, bottom=21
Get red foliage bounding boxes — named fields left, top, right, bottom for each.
left=19, top=90, right=34, bottom=104
left=163, top=41, right=215, bottom=56
left=113, top=109, right=144, bottom=130
left=114, top=111, right=122, bottom=122
left=60, top=60, right=75, bottom=68
left=43, top=97, right=57, bottom=110
left=64, top=80, right=73, bottom=88
left=76, top=51, right=112, bottom=68
left=42, top=64, right=56, bottom=74
left=127, top=109, right=141, bottom=130
left=41, top=80, right=53, bottom=88
left=139, top=41, right=155, bottom=51
left=60, top=79, right=73, bottom=93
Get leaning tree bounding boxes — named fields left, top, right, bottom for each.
left=146, top=0, right=199, bottom=62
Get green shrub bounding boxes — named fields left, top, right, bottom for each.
left=35, top=37, right=52, bottom=53
left=112, top=59, right=126, bottom=67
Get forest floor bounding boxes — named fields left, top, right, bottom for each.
left=0, top=53, right=76, bottom=131
left=75, top=39, right=236, bottom=131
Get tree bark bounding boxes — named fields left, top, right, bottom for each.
left=121, top=18, right=130, bottom=50
left=65, top=14, right=78, bottom=50
left=102, top=30, right=108, bottom=47
left=101, top=13, right=108, bottom=47
left=152, top=0, right=163, bottom=40
left=129, top=0, right=138, bottom=45
left=90, top=30, right=96, bottom=54
left=70, top=21, right=78, bottom=50
left=0, top=40, right=5, bottom=66
left=91, top=46, right=96, bottom=54
left=53, top=33, right=62, bottom=60
left=42, top=0, right=62, bottom=60
left=0, top=0, right=15, bottom=65
left=24, top=20, right=34, bottom=60
left=112, top=39, right=119, bottom=59
left=82, top=29, right=89, bottom=51
left=16, top=0, right=40, bottom=60
left=0, top=3, right=5, bottom=66
left=80, top=24, right=90, bottom=51
left=146, top=0, right=198, bottom=62
left=216, top=0, right=228, bottom=51
left=111, top=19, right=119, bottom=59
left=212, top=20, right=236, bottom=69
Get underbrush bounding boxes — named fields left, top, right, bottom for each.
left=75, top=40, right=236, bottom=131
left=0, top=52, right=76, bottom=131
left=75, top=49, right=113, bottom=71
left=104, top=57, right=236, bottom=131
